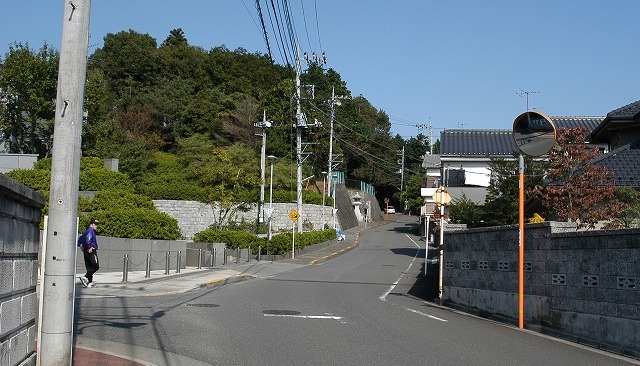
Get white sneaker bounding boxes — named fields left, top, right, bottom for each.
left=79, top=276, right=89, bottom=287
left=87, top=282, right=95, bottom=288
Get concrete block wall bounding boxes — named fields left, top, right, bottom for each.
left=443, top=221, right=640, bottom=358
left=0, top=173, right=46, bottom=366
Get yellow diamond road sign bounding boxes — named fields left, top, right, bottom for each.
left=289, top=209, right=300, bottom=222
left=432, top=188, right=452, bottom=206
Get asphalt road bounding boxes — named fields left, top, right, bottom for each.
left=75, top=215, right=638, bottom=365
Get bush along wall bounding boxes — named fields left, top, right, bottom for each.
left=194, top=228, right=336, bottom=255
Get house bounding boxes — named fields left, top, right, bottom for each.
left=421, top=116, right=604, bottom=216
left=588, top=100, right=640, bottom=190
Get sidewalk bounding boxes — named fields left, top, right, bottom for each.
left=71, top=221, right=384, bottom=365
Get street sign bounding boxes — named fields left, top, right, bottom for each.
left=288, top=209, right=300, bottom=222
left=432, top=188, right=452, bottom=206
left=512, top=111, right=557, bottom=156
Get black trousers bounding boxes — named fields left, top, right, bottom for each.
left=83, top=250, right=99, bottom=283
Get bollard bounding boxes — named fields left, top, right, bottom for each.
left=247, top=247, right=251, bottom=262
left=236, top=248, right=240, bottom=264
left=198, top=249, right=203, bottom=269
left=165, top=251, right=170, bottom=275
left=145, top=253, right=151, bottom=278
left=122, top=254, right=129, bottom=282
left=212, top=248, right=216, bottom=267
left=258, top=246, right=261, bottom=262
left=176, top=250, right=182, bottom=273
left=223, top=248, right=227, bottom=265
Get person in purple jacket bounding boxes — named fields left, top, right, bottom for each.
left=78, top=219, right=100, bottom=287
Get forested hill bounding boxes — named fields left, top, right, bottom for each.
left=1, top=28, right=431, bottom=208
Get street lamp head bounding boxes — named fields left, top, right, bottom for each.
left=267, top=155, right=277, bottom=164
left=321, top=171, right=327, bottom=177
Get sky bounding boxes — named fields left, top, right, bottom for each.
left=2, top=1, right=639, bottom=140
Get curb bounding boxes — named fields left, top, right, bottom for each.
left=198, top=273, right=253, bottom=289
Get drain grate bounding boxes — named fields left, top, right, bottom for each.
left=187, top=303, right=220, bottom=308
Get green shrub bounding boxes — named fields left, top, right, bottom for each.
left=79, top=169, right=134, bottom=191
left=261, top=228, right=336, bottom=255
left=136, top=151, right=207, bottom=200
left=89, top=190, right=155, bottom=211
left=272, top=189, right=333, bottom=206
left=5, top=169, right=51, bottom=194
left=82, top=208, right=181, bottom=240
left=194, top=229, right=266, bottom=253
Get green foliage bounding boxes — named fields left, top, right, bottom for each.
left=89, top=190, right=155, bottom=211
left=608, top=186, right=640, bottom=228
left=483, top=154, right=546, bottom=226
left=83, top=208, right=181, bottom=240
left=79, top=169, right=134, bottom=191
left=267, top=228, right=337, bottom=255
left=271, top=189, right=333, bottom=205
left=0, top=42, right=59, bottom=156
left=5, top=168, right=51, bottom=194
left=449, top=194, right=481, bottom=228
left=193, top=228, right=336, bottom=256
left=136, top=151, right=207, bottom=200
left=193, top=229, right=266, bottom=253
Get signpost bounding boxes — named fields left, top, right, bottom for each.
left=512, top=111, right=556, bottom=329
left=289, top=210, right=300, bottom=259
left=432, top=187, right=451, bottom=305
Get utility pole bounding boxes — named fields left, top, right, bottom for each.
left=327, top=86, right=345, bottom=229
left=295, top=42, right=304, bottom=233
left=255, top=110, right=271, bottom=226
left=39, top=1, right=91, bottom=365
left=399, top=145, right=405, bottom=202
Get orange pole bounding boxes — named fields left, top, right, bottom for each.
left=518, top=154, right=525, bottom=329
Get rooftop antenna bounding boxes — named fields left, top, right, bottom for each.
left=515, top=89, right=540, bottom=111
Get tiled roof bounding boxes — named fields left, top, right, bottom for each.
left=422, top=154, right=441, bottom=168
left=551, top=116, right=604, bottom=130
left=441, top=117, right=602, bottom=156
left=588, top=139, right=640, bottom=188
left=606, top=100, right=640, bottom=119
left=440, top=130, right=516, bottom=156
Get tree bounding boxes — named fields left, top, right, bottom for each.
left=483, top=154, right=546, bottom=226
left=449, top=193, right=480, bottom=227
left=534, top=127, right=622, bottom=229
left=0, top=43, right=59, bottom=156
left=607, top=186, right=640, bottom=228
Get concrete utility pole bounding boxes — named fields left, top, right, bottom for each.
left=295, top=43, right=304, bottom=233
left=38, top=1, right=91, bottom=365
left=255, top=110, right=271, bottom=225
left=327, top=86, right=344, bottom=229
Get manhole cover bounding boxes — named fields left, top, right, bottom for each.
left=187, top=303, right=220, bottom=308
left=263, top=310, right=301, bottom=316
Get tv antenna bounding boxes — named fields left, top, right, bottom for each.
left=514, top=89, right=540, bottom=110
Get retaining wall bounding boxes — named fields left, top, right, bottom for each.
left=443, top=221, right=640, bottom=358
left=0, top=173, right=46, bottom=366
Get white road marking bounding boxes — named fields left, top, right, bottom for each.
left=378, top=234, right=448, bottom=322
left=264, top=314, right=343, bottom=320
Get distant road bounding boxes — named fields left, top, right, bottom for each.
left=76, top=215, right=639, bottom=365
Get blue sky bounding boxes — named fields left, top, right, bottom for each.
left=2, top=1, right=639, bottom=140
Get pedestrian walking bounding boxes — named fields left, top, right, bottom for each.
left=78, top=218, right=100, bottom=287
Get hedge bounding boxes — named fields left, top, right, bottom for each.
left=82, top=208, right=181, bottom=240
left=194, top=228, right=337, bottom=255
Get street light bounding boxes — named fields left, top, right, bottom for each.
left=321, top=171, right=327, bottom=229
left=267, top=155, right=277, bottom=246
